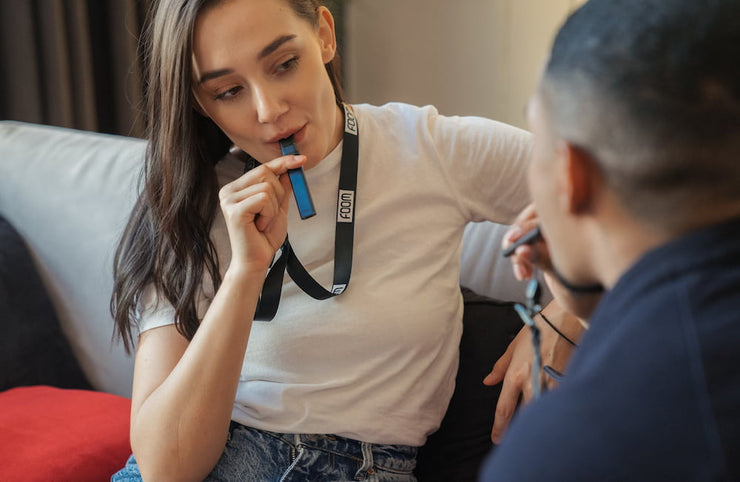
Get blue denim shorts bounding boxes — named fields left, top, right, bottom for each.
left=112, top=421, right=418, bottom=481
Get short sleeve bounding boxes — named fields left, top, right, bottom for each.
left=425, top=108, right=532, bottom=224
left=135, top=283, right=177, bottom=334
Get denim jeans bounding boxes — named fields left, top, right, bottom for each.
left=112, top=422, right=418, bottom=481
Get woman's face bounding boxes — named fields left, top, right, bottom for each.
left=192, top=0, right=342, bottom=168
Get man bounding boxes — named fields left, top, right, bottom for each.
left=481, top=0, right=740, bottom=480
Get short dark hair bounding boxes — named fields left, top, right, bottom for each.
left=541, top=0, right=740, bottom=227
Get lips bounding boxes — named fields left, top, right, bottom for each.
left=267, top=124, right=307, bottom=145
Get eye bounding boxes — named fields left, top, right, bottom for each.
left=276, top=56, right=299, bottom=74
left=214, top=86, right=243, bottom=101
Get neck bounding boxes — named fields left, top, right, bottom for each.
left=333, top=102, right=344, bottom=147
left=306, top=103, right=344, bottom=171
left=598, top=200, right=740, bottom=288
left=597, top=221, right=669, bottom=290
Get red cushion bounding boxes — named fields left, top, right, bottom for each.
left=0, top=385, right=131, bottom=481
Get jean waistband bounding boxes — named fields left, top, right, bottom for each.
left=229, top=422, right=418, bottom=474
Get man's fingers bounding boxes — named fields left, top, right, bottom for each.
left=510, top=245, right=536, bottom=280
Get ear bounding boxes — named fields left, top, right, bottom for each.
left=317, top=6, right=337, bottom=64
left=556, top=141, right=600, bottom=215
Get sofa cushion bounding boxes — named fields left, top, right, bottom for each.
left=0, top=386, right=131, bottom=482
left=0, top=216, right=91, bottom=391
left=0, top=121, right=142, bottom=396
left=414, top=287, right=523, bottom=481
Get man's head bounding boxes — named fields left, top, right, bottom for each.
left=528, top=0, right=740, bottom=288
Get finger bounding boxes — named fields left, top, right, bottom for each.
left=226, top=155, right=306, bottom=193
left=510, top=235, right=555, bottom=279
left=236, top=190, right=281, bottom=222
left=222, top=180, right=283, bottom=209
left=483, top=348, right=513, bottom=386
left=490, top=367, right=526, bottom=444
left=222, top=182, right=281, bottom=227
left=510, top=245, right=536, bottom=280
left=502, top=220, right=539, bottom=248
left=502, top=203, right=537, bottom=250
left=256, top=174, right=295, bottom=235
left=502, top=225, right=524, bottom=251
left=520, top=367, right=535, bottom=404
left=278, top=173, right=293, bottom=214
left=509, top=203, right=539, bottom=230
left=260, top=154, right=306, bottom=177
left=220, top=167, right=287, bottom=210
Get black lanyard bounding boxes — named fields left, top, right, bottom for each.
left=253, top=104, right=359, bottom=321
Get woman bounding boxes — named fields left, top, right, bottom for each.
left=111, top=0, right=576, bottom=480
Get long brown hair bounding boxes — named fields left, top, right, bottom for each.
left=112, top=0, right=344, bottom=352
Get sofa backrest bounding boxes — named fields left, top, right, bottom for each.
left=0, top=120, right=531, bottom=398
left=0, top=121, right=143, bottom=397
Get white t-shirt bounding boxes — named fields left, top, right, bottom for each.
left=138, top=102, right=531, bottom=446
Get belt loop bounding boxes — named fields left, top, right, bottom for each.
left=356, top=441, right=376, bottom=479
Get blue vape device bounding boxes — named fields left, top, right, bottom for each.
left=279, top=136, right=316, bottom=219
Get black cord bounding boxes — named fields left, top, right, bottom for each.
left=538, top=311, right=578, bottom=347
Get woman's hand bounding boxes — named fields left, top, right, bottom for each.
left=129, top=154, right=305, bottom=481
left=219, top=154, right=305, bottom=272
left=483, top=300, right=583, bottom=444
left=482, top=203, right=595, bottom=444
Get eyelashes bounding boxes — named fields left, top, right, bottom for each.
left=214, top=86, right=243, bottom=101
left=213, top=56, right=300, bottom=102
left=276, top=56, right=299, bottom=74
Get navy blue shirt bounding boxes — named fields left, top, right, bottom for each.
left=481, top=218, right=740, bottom=481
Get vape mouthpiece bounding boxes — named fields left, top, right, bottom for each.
left=279, top=136, right=316, bottom=220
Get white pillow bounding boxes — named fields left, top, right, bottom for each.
left=0, top=121, right=144, bottom=397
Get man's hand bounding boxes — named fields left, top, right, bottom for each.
left=483, top=203, right=597, bottom=444
left=503, top=203, right=601, bottom=320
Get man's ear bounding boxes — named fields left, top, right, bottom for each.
left=317, top=6, right=337, bottom=64
left=556, top=141, right=601, bottom=215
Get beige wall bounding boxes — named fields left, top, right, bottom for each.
left=345, top=0, right=586, bottom=128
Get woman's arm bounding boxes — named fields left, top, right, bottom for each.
left=128, top=154, right=304, bottom=481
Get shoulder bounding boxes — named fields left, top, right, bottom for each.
left=351, top=102, right=528, bottom=149
left=351, top=102, right=438, bottom=133
left=352, top=102, right=522, bottom=132
left=481, top=370, right=721, bottom=481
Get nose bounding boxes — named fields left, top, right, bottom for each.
left=253, top=83, right=288, bottom=124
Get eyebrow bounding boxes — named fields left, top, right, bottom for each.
left=198, top=68, right=234, bottom=85
left=197, top=34, right=298, bottom=85
left=258, top=34, right=297, bottom=60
